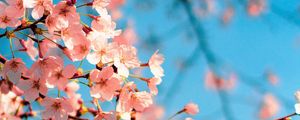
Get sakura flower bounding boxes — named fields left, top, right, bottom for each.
left=0, top=91, right=23, bottom=114
left=114, top=22, right=137, bottom=45
left=259, top=94, right=280, bottom=119
left=149, top=50, right=164, bottom=77
left=24, top=0, right=53, bottom=20
left=27, top=56, right=63, bottom=79
left=183, top=102, right=199, bottom=115
left=130, top=91, right=153, bottom=112
left=147, top=77, right=161, bottom=95
left=0, top=11, right=21, bottom=28
left=247, top=0, right=266, bottom=16
left=92, top=0, right=110, bottom=15
left=41, top=97, right=73, bottom=120
left=0, top=79, right=13, bottom=94
left=3, top=58, right=26, bottom=84
left=64, top=81, right=79, bottom=96
left=52, top=1, right=80, bottom=28
left=5, top=0, right=25, bottom=18
left=135, top=105, right=164, bottom=120
left=45, top=14, right=59, bottom=34
left=60, top=24, right=85, bottom=49
left=294, top=91, right=300, bottom=114
left=117, top=89, right=153, bottom=113
left=86, top=36, right=108, bottom=64
left=91, top=14, right=121, bottom=38
left=205, top=70, right=236, bottom=90
left=64, top=38, right=91, bottom=61
left=48, top=64, right=76, bottom=90
left=89, top=67, right=120, bottom=101
left=115, top=45, right=140, bottom=69
left=17, top=77, right=48, bottom=101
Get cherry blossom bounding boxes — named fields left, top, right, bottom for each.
left=183, top=102, right=199, bottom=115
left=3, top=58, right=26, bottom=84
left=48, top=64, right=77, bottom=90
left=149, top=50, right=164, bottom=77
left=24, top=0, right=53, bottom=20
left=259, top=94, right=280, bottom=119
left=17, top=76, right=48, bottom=101
left=41, top=97, right=73, bottom=119
left=90, top=67, right=120, bottom=101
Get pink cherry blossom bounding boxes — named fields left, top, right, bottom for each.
left=27, top=56, right=63, bottom=79
left=64, top=38, right=91, bottom=61
left=117, top=88, right=153, bottom=113
left=147, top=77, right=161, bottom=95
left=114, top=22, right=137, bottom=45
left=48, top=64, right=76, bottom=90
left=205, top=70, right=236, bottom=90
left=0, top=91, right=23, bottom=114
left=17, top=76, right=48, bottom=101
left=3, top=58, right=26, bottom=84
left=149, top=50, right=164, bottom=77
left=90, top=67, right=120, bottom=101
left=5, top=0, right=25, bottom=18
left=135, top=105, right=164, bottom=120
left=60, top=24, right=85, bottom=49
left=183, top=102, right=199, bottom=115
left=41, top=97, right=73, bottom=120
left=91, top=14, right=121, bottom=39
left=92, top=0, right=110, bottom=15
left=259, top=94, right=280, bottom=119
left=24, top=0, right=53, bottom=20
left=52, top=1, right=80, bottom=28
left=0, top=11, right=21, bottom=28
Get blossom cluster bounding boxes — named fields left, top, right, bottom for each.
left=0, top=0, right=201, bottom=119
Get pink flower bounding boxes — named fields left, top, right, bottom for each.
left=0, top=91, right=22, bottom=114
left=91, top=14, right=121, bottom=39
left=149, top=50, right=164, bottom=77
left=247, top=0, right=265, bottom=16
left=135, top=105, right=164, bottom=120
left=259, top=94, right=280, bottom=119
left=48, top=64, right=76, bottom=90
left=113, top=22, right=137, bottom=45
left=5, top=0, right=25, bottom=18
left=24, top=0, right=53, bottom=20
left=41, top=97, right=73, bottom=120
left=17, top=76, right=48, bottom=101
left=64, top=38, right=91, bottom=61
left=183, top=102, right=199, bottom=115
left=147, top=77, right=161, bottom=95
left=86, top=38, right=109, bottom=64
left=27, top=56, right=63, bottom=79
left=130, top=91, right=153, bottom=112
left=0, top=11, right=21, bottom=28
left=117, top=88, right=153, bottom=112
left=205, top=70, right=236, bottom=90
left=45, top=14, right=59, bottom=34
left=90, top=67, right=120, bottom=101
left=60, top=24, right=85, bottom=49
left=52, top=1, right=80, bottom=28
left=92, top=0, right=110, bottom=15
left=3, top=58, right=26, bottom=84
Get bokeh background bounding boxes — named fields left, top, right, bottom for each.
left=1, top=0, right=300, bottom=119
